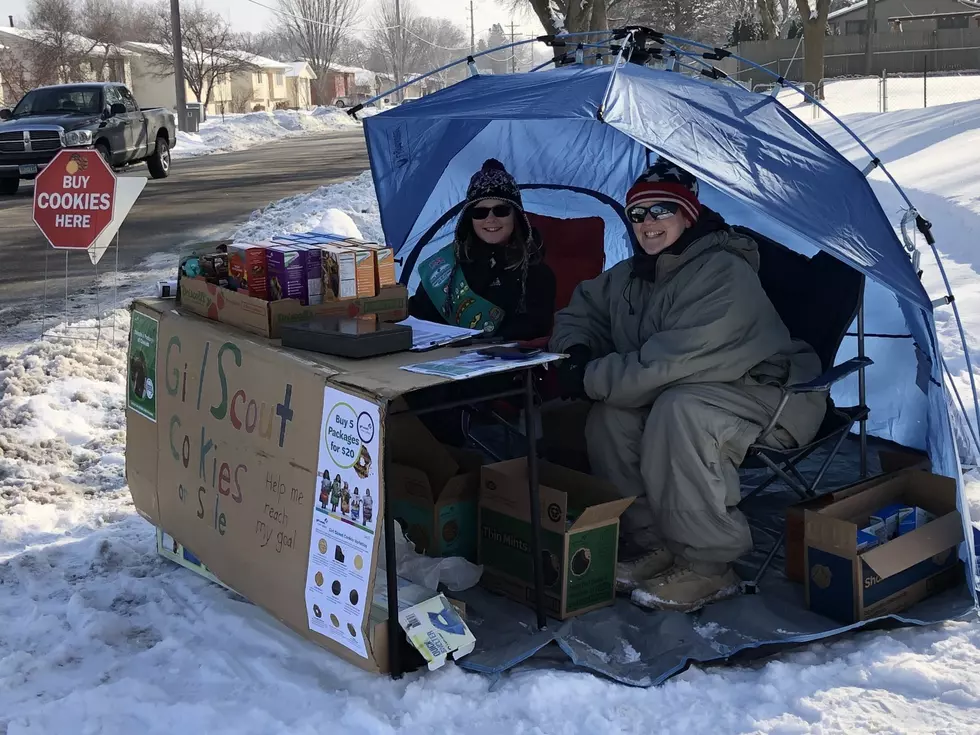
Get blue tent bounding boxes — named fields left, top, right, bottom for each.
left=362, top=62, right=977, bottom=680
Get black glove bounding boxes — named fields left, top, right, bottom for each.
left=556, top=344, right=591, bottom=399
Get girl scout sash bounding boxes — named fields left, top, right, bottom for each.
left=418, top=245, right=505, bottom=333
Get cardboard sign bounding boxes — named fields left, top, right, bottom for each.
left=304, top=386, right=382, bottom=658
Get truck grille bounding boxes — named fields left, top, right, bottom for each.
left=0, top=129, right=63, bottom=154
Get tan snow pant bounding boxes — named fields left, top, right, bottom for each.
left=586, top=382, right=825, bottom=565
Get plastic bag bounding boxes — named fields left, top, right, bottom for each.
left=378, top=525, right=483, bottom=592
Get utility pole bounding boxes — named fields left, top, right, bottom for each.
left=170, top=0, right=187, bottom=133
left=394, top=0, right=403, bottom=101
left=470, top=0, right=476, bottom=54
left=508, top=21, right=517, bottom=73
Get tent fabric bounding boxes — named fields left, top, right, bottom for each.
left=363, top=65, right=929, bottom=311
left=362, top=60, right=977, bottom=620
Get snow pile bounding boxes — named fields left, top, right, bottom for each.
left=233, top=171, right=381, bottom=244
left=174, top=107, right=358, bottom=159
left=316, top=208, right=364, bottom=239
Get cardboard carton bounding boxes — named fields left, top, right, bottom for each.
left=266, top=245, right=309, bottom=304
left=294, top=244, right=324, bottom=306
left=127, top=298, right=434, bottom=675
left=387, top=415, right=483, bottom=562
left=478, top=459, right=634, bottom=619
left=179, top=277, right=407, bottom=339
left=320, top=243, right=376, bottom=301
left=784, top=466, right=922, bottom=583
left=804, top=469, right=964, bottom=624
left=228, top=244, right=269, bottom=300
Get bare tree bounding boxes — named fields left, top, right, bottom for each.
left=148, top=2, right=257, bottom=108
left=794, top=0, right=830, bottom=92
left=277, top=0, right=359, bottom=104
left=370, top=0, right=416, bottom=97
left=335, top=36, right=370, bottom=68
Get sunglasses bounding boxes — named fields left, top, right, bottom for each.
left=470, top=204, right=513, bottom=220
left=627, top=202, right=680, bottom=223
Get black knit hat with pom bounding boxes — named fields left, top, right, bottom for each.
left=463, top=158, right=524, bottom=209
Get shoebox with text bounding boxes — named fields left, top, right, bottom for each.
left=179, top=276, right=407, bottom=339
left=784, top=449, right=932, bottom=583
left=804, top=468, right=964, bottom=624
left=387, top=414, right=483, bottom=563
left=478, top=458, right=634, bottom=620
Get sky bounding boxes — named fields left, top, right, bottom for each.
left=4, top=0, right=546, bottom=39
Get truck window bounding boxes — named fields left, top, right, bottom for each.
left=12, top=87, right=102, bottom=116
left=118, top=87, right=139, bottom=113
left=104, top=85, right=123, bottom=111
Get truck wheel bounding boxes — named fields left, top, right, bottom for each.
left=147, top=135, right=171, bottom=179
left=0, top=178, right=18, bottom=196
left=95, top=142, right=112, bottom=168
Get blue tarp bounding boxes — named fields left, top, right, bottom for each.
left=361, top=63, right=976, bottom=682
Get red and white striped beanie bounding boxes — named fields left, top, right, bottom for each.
left=625, top=158, right=702, bottom=222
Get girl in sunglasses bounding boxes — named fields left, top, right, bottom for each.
left=409, top=158, right=556, bottom=340
left=550, top=157, right=824, bottom=614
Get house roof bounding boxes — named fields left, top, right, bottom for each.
left=0, top=26, right=137, bottom=56
left=285, top=61, right=317, bottom=79
left=829, top=0, right=980, bottom=20
left=243, top=53, right=290, bottom=70
left=123, top=41, right=168, bottom=55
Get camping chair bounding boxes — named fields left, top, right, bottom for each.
left=735, top=226, right=873, bottom=589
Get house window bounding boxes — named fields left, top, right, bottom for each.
left=255, top=72, right=263, bottom=85
left=844, top=20, right=867, bottom=35
left=275, top=72, right=284, bottom=86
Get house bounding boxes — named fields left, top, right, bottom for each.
left=0, top=26, right=136, bottom=106
left=325, top=64, right=388, bottom=104
left=123, top=41, right=233, bottom=116
left=311, top=66, right=356, bottom=106
left=230, top=54, right=290, bottom=111
left=285, top=60, right=315, bottom=109
left=828, top=0, right=980, bottom=34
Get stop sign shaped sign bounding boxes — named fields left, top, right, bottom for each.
left=33, top=149, right=117, bottom=249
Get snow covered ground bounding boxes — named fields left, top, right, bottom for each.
left=172, top=106, right=359, bottom=159
left=773, top=73, right=980, bottom=116
left=6, top=98, right=980, bottom=732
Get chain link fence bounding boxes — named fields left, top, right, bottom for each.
left=743, top=70, right=980, bottom=119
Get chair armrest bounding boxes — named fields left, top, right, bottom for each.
left=786, top=356, right=873, bottom=394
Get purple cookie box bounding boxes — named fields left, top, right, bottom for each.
left=265, top=245, right=309, bottom=304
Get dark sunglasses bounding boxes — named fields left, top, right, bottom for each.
left=470, top=204, right=513, bottom=220
left=627, top=202, right=680, bottom=223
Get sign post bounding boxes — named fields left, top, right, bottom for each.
left=33, top=149, right=117, bottom=251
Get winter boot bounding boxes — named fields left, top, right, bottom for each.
left=630, top=560, right=741, bottom=613
left=615, top=547, right=675, bottom=593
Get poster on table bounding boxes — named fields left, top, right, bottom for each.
left=304, top=386, right=381, bottom=658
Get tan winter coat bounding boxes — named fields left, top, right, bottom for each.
left=550, top=228, right=825, bottom=445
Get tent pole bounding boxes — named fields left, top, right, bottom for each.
left=350, top=30, right=619, bottom=115
left=858, top=289, right=868, bottom=479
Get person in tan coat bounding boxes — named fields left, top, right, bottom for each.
left=550, top=158, right=827, bottom=612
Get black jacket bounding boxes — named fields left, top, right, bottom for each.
left=409, top=234, right=557, bottom=341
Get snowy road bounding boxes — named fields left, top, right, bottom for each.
left=0, top=128, right=368, bottom=320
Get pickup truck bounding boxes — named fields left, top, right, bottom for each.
left=0, top=82, right=177, bottom=195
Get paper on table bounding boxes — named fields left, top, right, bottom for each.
left=400, top=351, right=563, bottom=380
left=397, top=317, right=483, bottom=351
